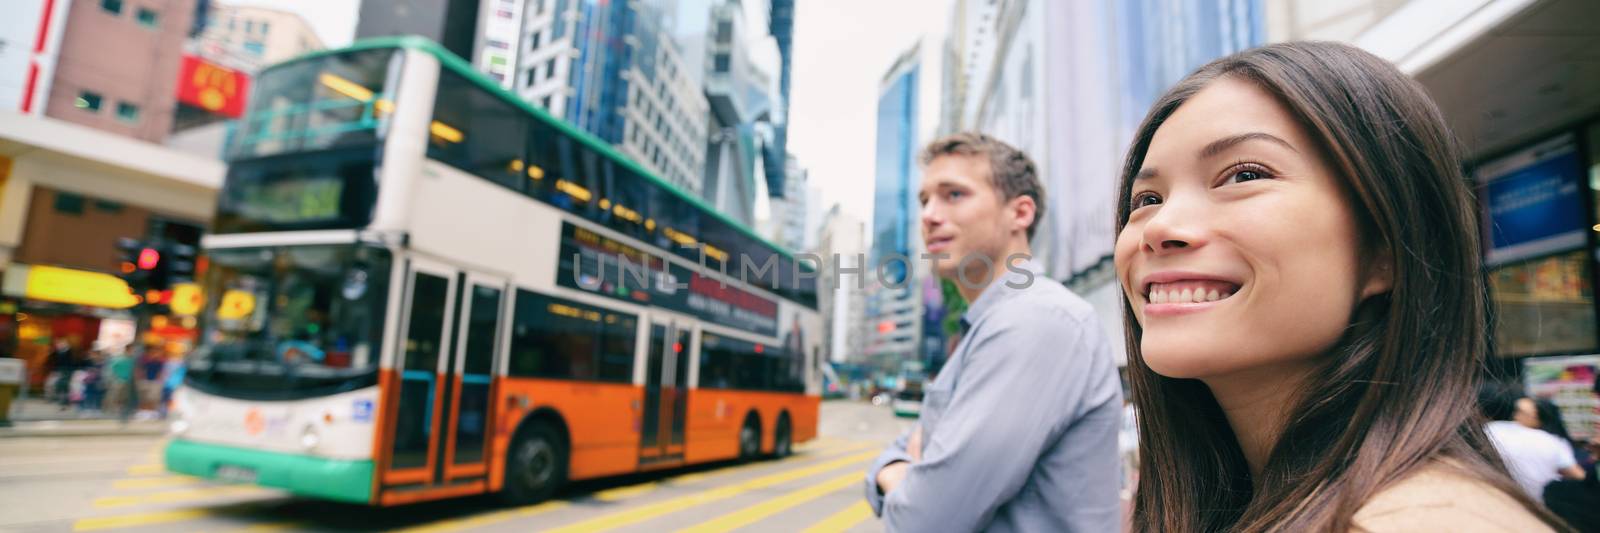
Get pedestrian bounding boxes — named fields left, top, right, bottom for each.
left=1533, top=397, right=1591, bottom=468
left=1531, top=396, right=1600, bottom=531
left=1480, top=386, right=1584, bottom=499
left=138, top=347, right=166, bottom=414
left=46, top=338, right=75, bottom=408
left=105, top=345, right=136, bottom=422
left=864, top=132, right=1123, bottom=532
left=1112, top=41, right=1566, bottom=530
left=159, top=357, right=185, bottom=419
left=80, top=350, right=105, bottom=413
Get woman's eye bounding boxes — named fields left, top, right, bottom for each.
left=1131, top=192, right=1161, bottom=210
left=1226, top=165, right=1274, bottom=184
left=947, top=190, right=964, bottom=200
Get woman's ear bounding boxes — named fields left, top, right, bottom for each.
left=1361, top=249, right=1394, bottom=300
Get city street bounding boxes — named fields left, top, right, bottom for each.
left=0, top=401, right=911, bottom=533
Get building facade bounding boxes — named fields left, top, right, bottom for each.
left=699, top=0, right=784, bottom=227
left=865, top=42, right=929, bottom=371
left=192, top=3, right=323, bottom=72
left=46, top=0, right=199, bottom=143
left=766, top=154, right=810, bottom=252
left=817, top=205, right=868, bottom=365
left=0, top=114, right=223, bottom=389
left=513, top=0, right=709, bottom=196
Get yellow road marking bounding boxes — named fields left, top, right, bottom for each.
left=125, top=464, right=165, bottom=476
left=593, top=441, right=873, bottom=501
left=74, top=509, right=214, bottom=532
left=217, top=523, right=306, bottom=532
left=802, top=502, right=874, bottom=533
left=542, top=450, right=878, bottom=533
left=93, top=485, right=273, bottom=508
left=592, top=484, right=658, bottom=501
left=676, top=471, right=862, bottom=533
left=389, top=501, right=568, bottom=533
left=112, top=475, right=202, bottom=490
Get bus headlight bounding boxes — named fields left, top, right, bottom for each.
left=300, top=426, right=321, bottom=450
left=170, top=419, right=190, bottom=435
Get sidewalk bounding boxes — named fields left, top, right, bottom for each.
left=1, top=397, right=168, bottom=438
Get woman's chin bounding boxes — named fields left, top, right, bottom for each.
left=1140, top=348, right=1230, bottom=380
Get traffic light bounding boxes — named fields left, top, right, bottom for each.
left=115, top=237, right=152, bottom=293
left=114, top=238, right=193, bottom=298
left=166, top=242, right=197, bottom=283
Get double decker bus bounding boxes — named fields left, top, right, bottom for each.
left=164, top=36, right=822, bottom=506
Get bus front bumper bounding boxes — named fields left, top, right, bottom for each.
left=165, top=439, right=374, bottom=504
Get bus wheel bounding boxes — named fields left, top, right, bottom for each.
left=500, top=423, right=566, bottom=505
left=772, top=415, right=793, bottom=459
left=738, top=417, right=761, bottom=461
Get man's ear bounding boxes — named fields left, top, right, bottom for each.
left=1009, top=195, right=1036, bottom=236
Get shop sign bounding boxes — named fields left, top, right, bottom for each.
left=176, top=55, right=249, bottom=118
left=1524, top=355, right=1600, bottom=440
left=1480, top=135, right=1587, bottom=266
left=169, top=283, right=203, bottom=316
left=1, top=264, right=137, bottom=309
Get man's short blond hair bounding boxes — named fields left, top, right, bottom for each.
left=918, top=132, right=1045, bottom=241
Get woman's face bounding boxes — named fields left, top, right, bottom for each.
left=1115, top=77, right=1391, bottom=380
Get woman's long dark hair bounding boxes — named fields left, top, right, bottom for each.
left=1114, top=41, right=1566, bottom=531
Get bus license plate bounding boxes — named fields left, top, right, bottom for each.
left=215, top=465, right=257, bottom=483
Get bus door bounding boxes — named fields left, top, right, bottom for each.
left=641, top=319, right=693, bottom=465
left=440, top=274, right=507, bottom=482
left=382, top=260, right=508, bottom=490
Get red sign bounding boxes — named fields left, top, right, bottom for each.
left=176, top=55, right=249, bottom=118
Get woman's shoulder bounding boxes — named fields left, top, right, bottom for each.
left=1353, top=462, right=1554, bottom=532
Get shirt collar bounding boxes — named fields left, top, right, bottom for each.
left=960, top=258, right=1045, bottom=329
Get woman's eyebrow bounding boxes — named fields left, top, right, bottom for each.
left=1200, top=132, right=1298, bottom=159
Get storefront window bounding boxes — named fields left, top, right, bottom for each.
left=1480, top=133, right=1597, bottom=356
left=1491, top=250, right=1598, bottom=356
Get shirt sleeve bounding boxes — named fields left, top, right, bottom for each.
left=1556, top=437, right=1578, bottom=469
left=863, top=428, right=914, bottom=515
left=879, top=308, right=1095, bottom=532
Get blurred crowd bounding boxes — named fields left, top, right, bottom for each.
left=39, top=338, right=184, bottom=420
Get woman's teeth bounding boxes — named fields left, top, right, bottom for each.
left=1148, top=287, right=1233, bottom=304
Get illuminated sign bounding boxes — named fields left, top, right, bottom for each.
left=176, top=55, right=249, bottom=118
left=169, top=283, right=204, bottom=316
left=217, top=289, right=257, bottom=320
left=1, top=264, right=138, bottom=309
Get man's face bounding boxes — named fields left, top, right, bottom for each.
left=1514, top=398, right=1541, bottom=429
left=918, top=155, right=1022, bottom=281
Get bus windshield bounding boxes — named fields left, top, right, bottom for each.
left=187, top=245, right=392, bottom=399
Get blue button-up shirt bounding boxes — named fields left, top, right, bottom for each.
left=864, top=260, right=1123, bottom=532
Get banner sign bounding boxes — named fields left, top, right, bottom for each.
left=177, top=55, right=249, bottom=118
left=557, top=222, right=778, bottom=336
left=1481, top=136, right=1587, bottom=266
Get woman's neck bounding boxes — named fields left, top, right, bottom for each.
left=1205, top=362, right=1315, bottom=485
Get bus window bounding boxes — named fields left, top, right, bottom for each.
left=524, top=119, right=559, bottom=199
left=604, top=161, right=649, bottom=240
left=430, top=71, right=527, bottom=191
left=697, top=334, right=735, bottom=389
left=508, top=291, right=635, bottom=383
left=215, top=148, right=380, bottom=234
left=230, top=49, right=397, bottom=160
left=548, top=137, right=594, bottom=214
